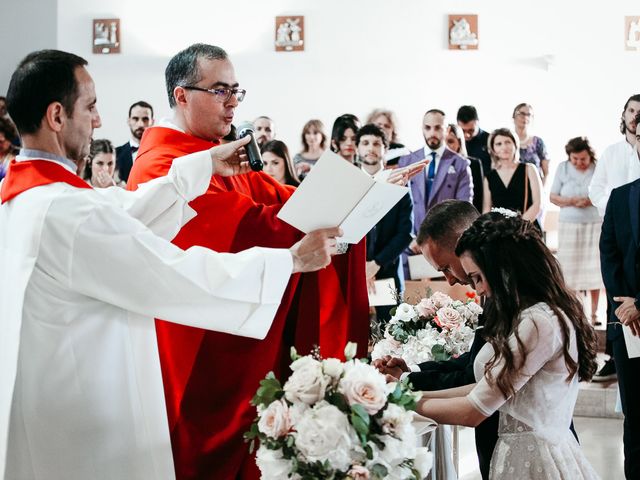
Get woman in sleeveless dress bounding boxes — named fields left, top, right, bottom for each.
left=483, top=128, right=543, bottom=229
left=416, top=211, right=600, bottom=479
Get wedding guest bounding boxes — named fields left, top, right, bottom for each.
left=357, top=124, right=412, bottom=325
left=513, top=103, right=550, bottom=183
left=447, top=123, right=484, bottom=212
left=483, top=128, right=542, bottom=229
left=0, top=116, right=19, bottom=180
left=366, top=108, right=409, bottom=167
left=588, top=95, right=640, bottom=383
left=292, top=119, right=327, bottom=178
left=331, top=114, right=360, bottom=164
left=83, top=139, right=123, bottom=188
left=416, top=211, right=599, bottom=479
left=253, top=116, right=275, bottom=147
left=260, top=139, right=299, bottom=186
left=457, top=105, right=492, bottom=176
left=550, top=137, right=603, bottom=326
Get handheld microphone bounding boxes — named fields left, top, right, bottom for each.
left=236, top=121, right=264, bottom=172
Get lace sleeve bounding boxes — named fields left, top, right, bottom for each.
left=467, top=304, right=564, bottom=416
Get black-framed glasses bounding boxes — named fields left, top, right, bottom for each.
left=181, top=85, right=246, bottom=103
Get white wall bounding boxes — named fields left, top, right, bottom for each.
left=3, top=0, right=640, bottom=171
left=0, top=0, right=57, bottom=94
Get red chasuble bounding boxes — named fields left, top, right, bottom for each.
left=1, top=159, right=91, bottom=203
left=127, top=126, right=369, bottom=480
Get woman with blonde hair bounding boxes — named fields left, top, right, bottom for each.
left=366, top=108, right=408, bottom=166
left=483, top=128, right=542, bottom=229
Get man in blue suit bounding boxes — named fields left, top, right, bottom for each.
left=398, top=109, right=473, bottom=276
left=600, top=175, right=640, bottom=479
left=115, top=100, right=154, bottom=182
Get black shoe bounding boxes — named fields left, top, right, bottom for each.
left=592, top=359, right=616, bottom=382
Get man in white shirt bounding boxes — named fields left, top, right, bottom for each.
left=589, top=94, right=640, bottom=215
left=0, top=49, right=339, bottom=480
left=589, top=95, right=640, bottom=383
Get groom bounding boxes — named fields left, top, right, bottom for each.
left=374, top=200, right=499, bottom=480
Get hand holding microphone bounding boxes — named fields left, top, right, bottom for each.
left=236, top=121, right=264, bottom=172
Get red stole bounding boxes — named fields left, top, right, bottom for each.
left=1, top=159, right=91, bottom=203
left=128, top=126, right=369, bottom=480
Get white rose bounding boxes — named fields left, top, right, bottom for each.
left=255, top=445, right=293, bottom=480
left=294, top=402, right=363, bottom=471
left=392, top=303, right=416, bottom=323
left=258, top=399, right=292, bottom=438
left=380, top=403, right=414, bottom=439
left=284, top=356, right=327, bottom=405
left=339, top=361, right=388, bottom=415
left=429, top=292, right=452, bottom=309
left=435, top=306, right=463, bottom=330
left=413, top=447, right=433, bottom=478
left=323, top=357, right=344, bottom=380
left=288, top=402, right=308, bottom=427
left=377, top=434, right=415, bottom=469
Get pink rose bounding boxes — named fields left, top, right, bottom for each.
left=339, top=361, right=387, bottom=415
left=415, top=298, right=437, bottom=318
left=348, top=465, right=370, bottom=479
left=258, top=399, right=292, bottom=438
left=435, top=307, right=463, bottom=329
left=429, top=292, right=452, bottom=309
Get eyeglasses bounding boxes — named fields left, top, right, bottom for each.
left=516, top=111, right=532, bottom=117
left=181, top=85, right=246, bottom=103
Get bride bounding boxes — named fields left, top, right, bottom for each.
left=416, top=210, right=600, bottom=479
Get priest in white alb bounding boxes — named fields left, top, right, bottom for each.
left=0, top=49, right=340, bottom=480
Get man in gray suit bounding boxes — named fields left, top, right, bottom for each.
left=399, top=109, right=473, bottom=261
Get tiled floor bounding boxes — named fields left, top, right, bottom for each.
left=456, top=416, right=624, bottom=479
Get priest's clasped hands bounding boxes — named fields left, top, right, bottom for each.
left=208, top=136, right=341, bottom=274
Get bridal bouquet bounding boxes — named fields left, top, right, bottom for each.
left=246, top=343, right=432, bottom=480
left=371, top=291, right=482, bottom=366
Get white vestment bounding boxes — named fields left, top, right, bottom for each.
left=0, top=152, right=292, bottom=479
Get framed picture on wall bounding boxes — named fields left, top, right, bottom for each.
left=93, top=18, right=120, bottom=54
left=275, top=16, right=304, bottom=52
left=448, top=14, right=479, bottom=50
left=625, top=16, right=640, bottom=51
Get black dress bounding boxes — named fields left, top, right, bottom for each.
left=487, top=163, right=541, bottom=229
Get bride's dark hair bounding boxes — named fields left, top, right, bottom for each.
left=455, top=211, right=598, bottom=398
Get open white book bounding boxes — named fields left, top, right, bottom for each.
left=277, top=151, right=408, bottom=243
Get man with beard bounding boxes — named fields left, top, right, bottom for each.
left=127, top=44, right=369, bottom=480
left=358, top=123, right=413, bottom=325
left=398, top=109, right=472, bottom=275
left=253, top=115, right=275, bottom=147
left=589, top=95, right=640, bottom=382
left=116, top=100, right=154, bottom=182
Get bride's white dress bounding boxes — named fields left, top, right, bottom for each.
left=467, top=303, right=600, bottom=479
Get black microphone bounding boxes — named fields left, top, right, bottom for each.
left=236, top=121, right=264, bottom=172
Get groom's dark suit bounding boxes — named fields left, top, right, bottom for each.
left=600, top=178, right=640, bottom=479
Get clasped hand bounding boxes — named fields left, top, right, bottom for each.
left=613, top=296, right=640, bottom=336
left=372, top=355, right=410, bottom=383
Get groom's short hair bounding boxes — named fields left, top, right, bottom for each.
left=417, top=200, right=479, bottom=250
